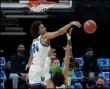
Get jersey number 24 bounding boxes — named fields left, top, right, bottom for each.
left=32, top=43, right=39, bottom=52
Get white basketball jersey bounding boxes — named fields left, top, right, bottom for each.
left=31, top=35, right=50, bottom=68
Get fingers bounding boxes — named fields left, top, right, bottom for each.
left=72, top=21, right=82, bottom=28
left=50, top=48, right=56, bottom=52
left=49, top=48, right=56, bottom=57
left=51, top=53, right=56, bottom=58
left=63, top=45, right=72, bottom=51
left=66, top=28, right=73, bottom=34
left=69, top=28, right=73, bottom=33
left=78, top=22, right=82, bottom=28
left=68, top=28, right=73, bottom=35
left=52, top=52, right=56, bottom=56
left=49, top=49, right=56, bottom=54
left=75, top=21, right=82, bottom=28
left=50, top=53, right=56, bottom=58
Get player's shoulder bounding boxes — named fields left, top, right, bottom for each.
left=42, top=32, right=51, bottom=37
left=32, top=38, right=37, bottom=43
left=32, top=36, right=41, bottom=43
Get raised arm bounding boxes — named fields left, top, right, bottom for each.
left=66, top=28, right=73, bottom=57
left=66, top=28, right=79, bottom=69
left=43, top=21, right=81, bottom=41
left=63, top=28, right=73, bottom=76
left=62, top=45, right=71, bottom=85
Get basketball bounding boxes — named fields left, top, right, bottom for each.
left=83, top=20, right=97, bottom=34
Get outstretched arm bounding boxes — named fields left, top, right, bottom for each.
left=66, top=28, right=73, bottom=57
left=43, top=21, right=81, bottom=43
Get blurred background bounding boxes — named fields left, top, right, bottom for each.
left=0, top=0, right=110, bottom=89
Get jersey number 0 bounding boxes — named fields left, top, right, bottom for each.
left=32, top=43, right=39, bottom=52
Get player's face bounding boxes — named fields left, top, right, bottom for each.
left=52, top=60, right=60, bottom=67
left=39, top=24, right=47, bottom=35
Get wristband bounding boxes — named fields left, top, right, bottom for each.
left=66, top=34, right=71, bottom=40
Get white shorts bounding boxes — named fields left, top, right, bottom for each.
left=28, top=65, right=45, bottom=85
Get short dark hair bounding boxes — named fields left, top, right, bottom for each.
left=51, top=57, right=60, bottom=63
left=17, top=43, right=25, bottom=48
left=96, top=75, right=105, bottom=81
left=52, top=72, right=65, bottom=87
left=30, top=20, right=42, bottom=38
left=18, top=43, right=24, bottom=46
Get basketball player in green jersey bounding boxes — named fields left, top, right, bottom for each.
left=44, top=44, right=71, bottom=88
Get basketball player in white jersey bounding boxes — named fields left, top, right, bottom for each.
left=27, top=20, right=82, bottom=89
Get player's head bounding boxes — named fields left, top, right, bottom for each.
left=50, top=66, right=65, bottom=87
left=30, top=20, right=47, bottom=38
left=51, top=58, right=60, bottom=67
left=52, top=72, right=65, bottom=87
